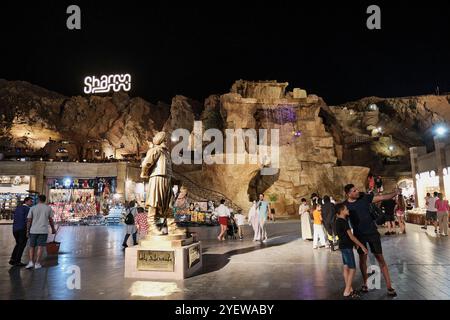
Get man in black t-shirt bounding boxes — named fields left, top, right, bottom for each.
left=344, top=183, right=399, bottom=297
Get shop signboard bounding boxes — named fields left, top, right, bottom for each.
left=0, top=176, right=30, bottom=186
left=84, top=74, right=131, bottom=94
left=188, top=244, right=201, bottom=269
left=137, top=250, right=174, bottom=272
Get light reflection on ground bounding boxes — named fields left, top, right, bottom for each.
left=129, top=281, right=182, bottom=298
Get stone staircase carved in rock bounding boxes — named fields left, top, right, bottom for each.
left=172, top=169, right=243, bottom=212
left=345, top=135, right=378, bottom=147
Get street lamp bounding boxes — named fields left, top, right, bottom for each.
left=369, top=104, right=378, bottom=111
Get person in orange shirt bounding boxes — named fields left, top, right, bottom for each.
left=312, top=204, right=327, bottom=249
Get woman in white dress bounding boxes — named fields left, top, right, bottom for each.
left=248, top=201, right=260, bottom=241
left=299, top=198, right=313, bottom=240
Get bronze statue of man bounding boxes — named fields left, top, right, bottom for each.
left=140, top=131, right=173, bottom=236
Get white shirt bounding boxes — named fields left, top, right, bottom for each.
left=299, top=203, right=310, bottom=215
left=426, top=196, right=437, bottom=212
left=215, top=204, right=231, bottom=217
left=27, top=203, right=54, bottom=234
left=234, top=213, right=245, bottom=226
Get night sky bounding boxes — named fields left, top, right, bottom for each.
left=1, top=1, right=450, bottom=105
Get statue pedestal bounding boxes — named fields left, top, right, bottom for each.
left=124, top=235, right=202, bottom=280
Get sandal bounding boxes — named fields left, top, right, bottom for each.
left=387, top=288, right=397, bottom=297
left=344, top=290, right=361, bottom=299
left=361, top=285, right=369, bottom=293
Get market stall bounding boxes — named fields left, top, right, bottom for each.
left=173, top=187, right=219, bottom=227
left=47, top=177, right=117, bottom=223
left=0, top=175, right=33, bottom=220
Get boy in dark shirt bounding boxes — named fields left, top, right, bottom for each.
left=335, top=203, right=368, bottom=299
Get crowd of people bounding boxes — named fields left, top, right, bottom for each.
left=6, top=178, right=450, bottom=300
left=212, top=194, right=272, bottom=242
left=422, top=191, right=449, bottom=236
left=298, top=183, right=403, bottom=299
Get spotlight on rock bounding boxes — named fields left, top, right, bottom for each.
left=435, top=125, right=447, bottom=137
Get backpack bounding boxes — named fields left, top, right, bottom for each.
left=124, top=209, right=135, bottom=225
left=369, top=203, right=386, bottom=226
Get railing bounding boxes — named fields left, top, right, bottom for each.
left=345, top=135, right=375, bottom=146
left=172, top=169, right=243, bottom=212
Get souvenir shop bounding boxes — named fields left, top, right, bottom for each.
left=414, top=170, right=440, bottom=208
left=46, top=177, right=117, bottom=223
left=0, top=175, right=35, bottom=220
left=172, top=186, right=219, bottom=226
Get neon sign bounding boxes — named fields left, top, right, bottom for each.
left=84, top=74, right=131, bottom=94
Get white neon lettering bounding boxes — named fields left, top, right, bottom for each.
left=83, top=74, right=131, bottom=94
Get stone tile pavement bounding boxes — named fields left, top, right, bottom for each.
left=1, top=222, right=449, bottom=300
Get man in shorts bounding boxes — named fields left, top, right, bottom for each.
left=344, top=184, right=399, bottom=297
left=422, top=192, right=438, bottom=233
left=26, top=195, right=56, bottom=270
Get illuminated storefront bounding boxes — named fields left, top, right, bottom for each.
left=415, top=170, right=440, bottom=208
left=125, top=179, right=147, bottom=205
left=46, top=177, right=117, bottom=222
left=0, top=161, right=142, bottom=221
left=398, top=179, right=415, bottom=198
left=444, top=167, right=450, bottom=199
left=0, top=175, right=34, bottom=220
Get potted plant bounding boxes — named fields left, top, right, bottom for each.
left=46, top=225, right=62, bottom=256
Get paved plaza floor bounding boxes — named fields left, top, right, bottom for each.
left=1, top=221, right=450, bottom=300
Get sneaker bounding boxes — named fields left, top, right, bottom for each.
left=14, top=262, right=27, bottom=267
left=34, top=263, right=42, bottom=269
left=239, top=237, right=243, bottom=241
left=313, top=246, right=318, bottom=249
left=25, top=262, right=34, bottom=269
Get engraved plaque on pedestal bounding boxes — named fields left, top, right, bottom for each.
left=188, top=243, right=201, bottom=268
left=137, top=250, right=175, bottom=272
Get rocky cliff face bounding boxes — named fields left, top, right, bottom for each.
left=333, top=95, right=450, bottom=172
left=2, top=79, right=445, bottom=215
left=204, top=81, right=369, bottom=213
left=0, top=79, right=172, bottom=157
